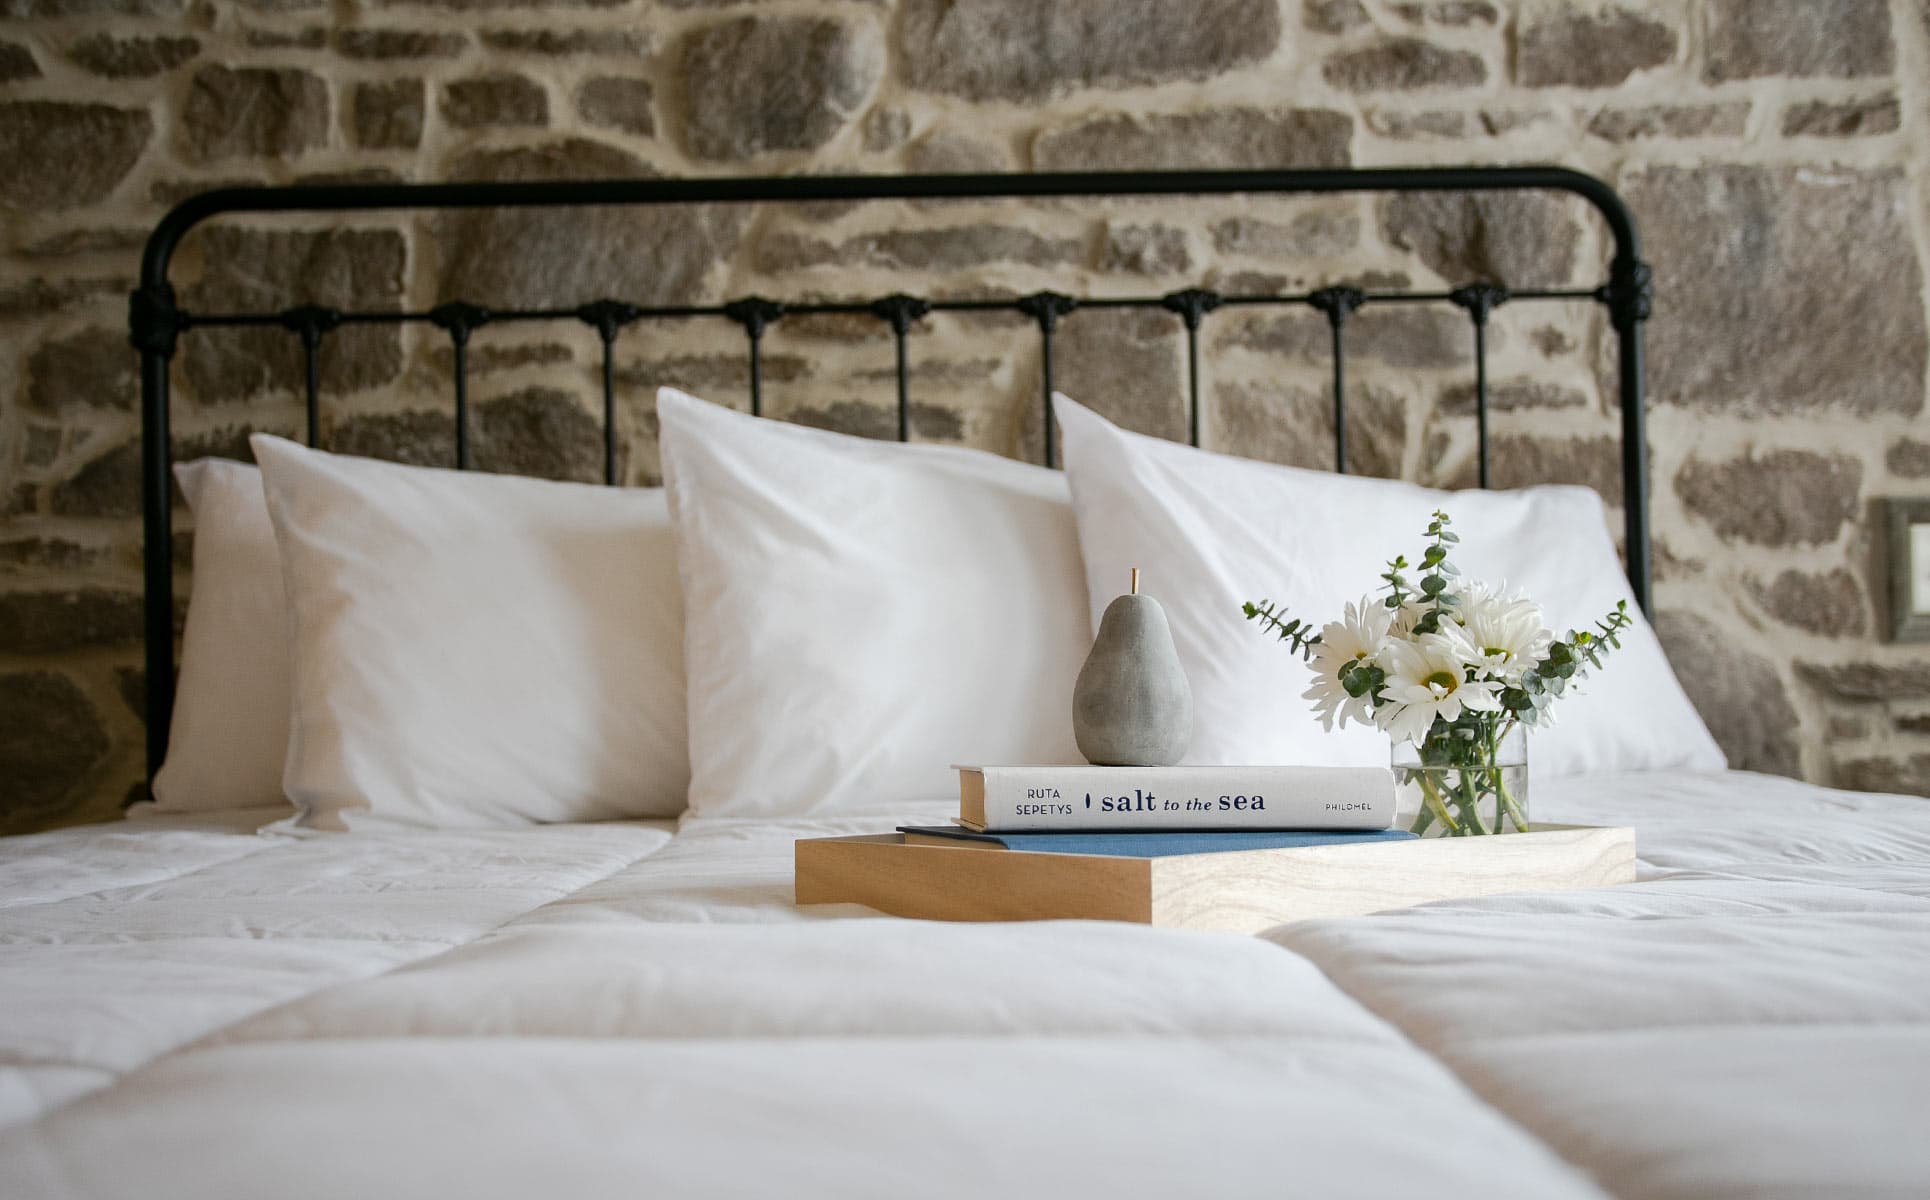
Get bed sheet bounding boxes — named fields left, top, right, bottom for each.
left=0, top=771, right=1927, bottom=1199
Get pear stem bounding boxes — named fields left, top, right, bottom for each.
left=1130, top=567, right=1139, bottom=595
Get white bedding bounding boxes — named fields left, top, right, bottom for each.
left=2, top=772, right=1927, bottom=1199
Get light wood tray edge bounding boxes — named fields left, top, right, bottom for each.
left=794, top=825, right=1638, bottom=933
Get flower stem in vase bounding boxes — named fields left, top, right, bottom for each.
left=1454, top=771, right=1491, bottom=836
left=1494, top=768, right=1529, bottom=833
left=1412, top=770, right=1464, bottom=835
left=1410, top=793, right=1436, bottom=836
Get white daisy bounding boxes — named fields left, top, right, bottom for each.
left=1303, top=596, right=1393, bottom=730
left=1388, top=595, right=1430, bottom=638
left=1453, top=581, right=1552, bottom=685
left=1377, top=624, right=1503, bottom=746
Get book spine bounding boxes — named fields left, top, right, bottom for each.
left=974, top=768, right=1393, bottom=832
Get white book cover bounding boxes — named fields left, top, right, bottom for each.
left=956, top=765, right=1394, bottom=832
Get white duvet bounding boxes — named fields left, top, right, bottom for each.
left=1, top=771, right=1927, bottom=1199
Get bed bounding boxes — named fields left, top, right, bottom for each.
left=3, top=169, right=1927, bottom=1199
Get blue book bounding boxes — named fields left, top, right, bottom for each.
left=895, top=826, right=1417, bottom=858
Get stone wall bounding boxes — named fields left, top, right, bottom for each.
left=3, top=0, right=1929, bottom=833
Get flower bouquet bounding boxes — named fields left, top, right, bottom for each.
left=1243, top=511, right=1632, bottom=836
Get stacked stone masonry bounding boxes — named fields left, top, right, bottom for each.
left=2, top=0, right=1929, bottom=830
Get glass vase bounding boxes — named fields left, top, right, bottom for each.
left=1391, top=720, right=1528, bottom=837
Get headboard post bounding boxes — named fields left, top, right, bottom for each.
left=1606, top=257, right=1656, bottom=619
left=130, top=281, right=183, bottom=783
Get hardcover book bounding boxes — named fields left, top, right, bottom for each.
left=897, top=826, right=1416, bottom=857
left=956, top=764, right=1394, bottom=832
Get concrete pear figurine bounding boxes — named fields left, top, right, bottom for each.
left=1073, top=569, right=1193, bottom=766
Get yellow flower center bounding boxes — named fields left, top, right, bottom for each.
left=1484, top=646, right=1510, bottom=660
left=1423, top=670, right=1458, bottom=692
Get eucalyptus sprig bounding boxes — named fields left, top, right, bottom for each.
left=1380, top=555, right=1411, bottom=611
left=1242, top=599, right=1322, bottom=660
left=1497, top=599, right=1633, bottom=720
left=1410, top=510, right=1460, bottom=635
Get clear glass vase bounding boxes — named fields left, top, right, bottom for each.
left=1392, top=720, right=1528, bottom=837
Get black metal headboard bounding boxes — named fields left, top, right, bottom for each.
left=130, top=166, right=1655, bottom=788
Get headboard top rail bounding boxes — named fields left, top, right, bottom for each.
left=138, top=166, right=1642, bottom=286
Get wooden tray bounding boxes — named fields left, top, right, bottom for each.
left=795, top=825, right=1636, bottom=933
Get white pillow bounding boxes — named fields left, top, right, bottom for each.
left=141, top=459, right=294, bottom=816
left=1054, top=395, right=1724, bottom=780
left=252, top=435, right=688, bottom=830
left=657, top=388, right=1090, bottom=818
